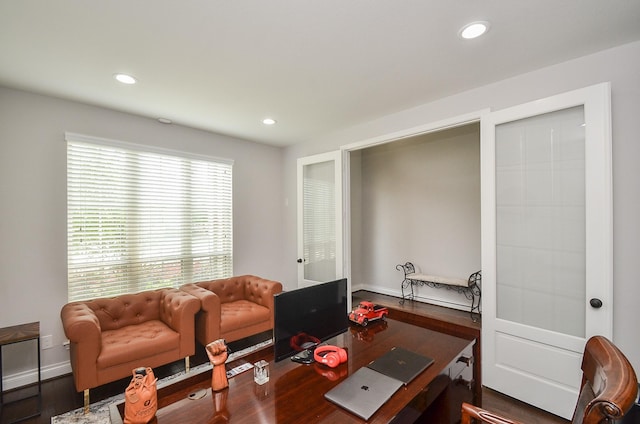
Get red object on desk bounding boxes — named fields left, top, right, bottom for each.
left=349, top=301, right=388, bottom=326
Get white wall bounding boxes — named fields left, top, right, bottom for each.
left=0, top=87, right=285, bottom=388
left=282, top=40, right=640, bottom=372
left=351, top=124, right=481, bottom=310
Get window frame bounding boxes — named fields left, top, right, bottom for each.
left=66, top=132, right=234, bottom=301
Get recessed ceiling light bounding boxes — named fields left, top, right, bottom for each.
left=262, top=118, right=277, bottom=125
left=114, top=73, right=137, bottom=84
left=459, top=21, right=490, bottom=39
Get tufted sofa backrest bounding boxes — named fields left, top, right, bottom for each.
left=197, top=277, right=247, bottom=304
left=244, top=277, right=276, bottom=307
left=196, top=275, right=278, bottom=307
left=83, top=289, right=165, bottom=331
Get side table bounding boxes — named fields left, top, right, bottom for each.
left=0, top=322, right=42, bottom=423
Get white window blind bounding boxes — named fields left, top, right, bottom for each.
left=67, top=134, right=233, bottom=302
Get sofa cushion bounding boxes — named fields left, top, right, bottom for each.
left=220, top=300, right=270, bottom=334
left=98, top=320, right=179, bottom=369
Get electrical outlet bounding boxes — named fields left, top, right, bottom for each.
left=41, top=335, right=53, bottom=350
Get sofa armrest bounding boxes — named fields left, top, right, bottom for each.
left=159, top=288, right=201, bottom=357
left=180, top=283, right=221, bottom=313
left=61, top=302, right=101, bottom=346
left=181, top=282, right=222, bottom=345
left=159, top=288, right=201, bottom=333
left=60, top=302, right=102, bottom=390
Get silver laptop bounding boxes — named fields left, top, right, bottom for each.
left=324, top=367, right=403, bottom=420
left=366, top=346, right=434, bottom=385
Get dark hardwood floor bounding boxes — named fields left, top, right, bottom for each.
left=1, top=292, right=570, bottom=424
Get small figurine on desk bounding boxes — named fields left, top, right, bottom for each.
left=211, top=389, right=230, bottom=423
left=348, top=301, right=388, bottom=326
left=206, top=339, right=229, bottom=391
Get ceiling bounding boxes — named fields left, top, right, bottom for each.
left=1, top=1, right=640, bottom=147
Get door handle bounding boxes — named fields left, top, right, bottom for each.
left=589, top=298, right=603, bottom=308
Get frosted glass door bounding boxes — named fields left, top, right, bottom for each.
left=482, top=83, right=612, bottom=419
left=303, top=160, right=336, bottom=282
left=297, top=151, right=343, bottom=287
left=496, top=106, right=585, bottom=337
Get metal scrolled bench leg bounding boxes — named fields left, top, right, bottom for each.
left=460, top=270, right=481, bottom=322
left=396, top=262, right=416, bottom=305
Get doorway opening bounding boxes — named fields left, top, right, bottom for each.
left=347, top=122, right=481, bottom=313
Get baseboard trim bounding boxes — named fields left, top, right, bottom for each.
left=2, top=360, right=71, bottom=391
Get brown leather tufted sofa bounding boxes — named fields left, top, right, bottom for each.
left=181, top=275, right=283, bottom=346
left=60, top=288, right=200, bottom=410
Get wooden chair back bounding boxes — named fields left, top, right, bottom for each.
left=572, top=335, right=637, bottom=423
left=461, top=335, right=637, bottom=424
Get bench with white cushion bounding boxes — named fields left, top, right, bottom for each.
left=396, top=262, right=481, bottom=321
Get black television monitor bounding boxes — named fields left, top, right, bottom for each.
left=273, top=278, right=350, bottom=362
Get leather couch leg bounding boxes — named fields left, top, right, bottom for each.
left=83, top=389, right=90, bottom=413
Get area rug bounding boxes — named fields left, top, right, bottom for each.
left=51, top=339, right=272, bottom=424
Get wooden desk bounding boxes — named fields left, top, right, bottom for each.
left=111, top=319, right=475, bottom=423
left=353, top=290, right=482, bottom=405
